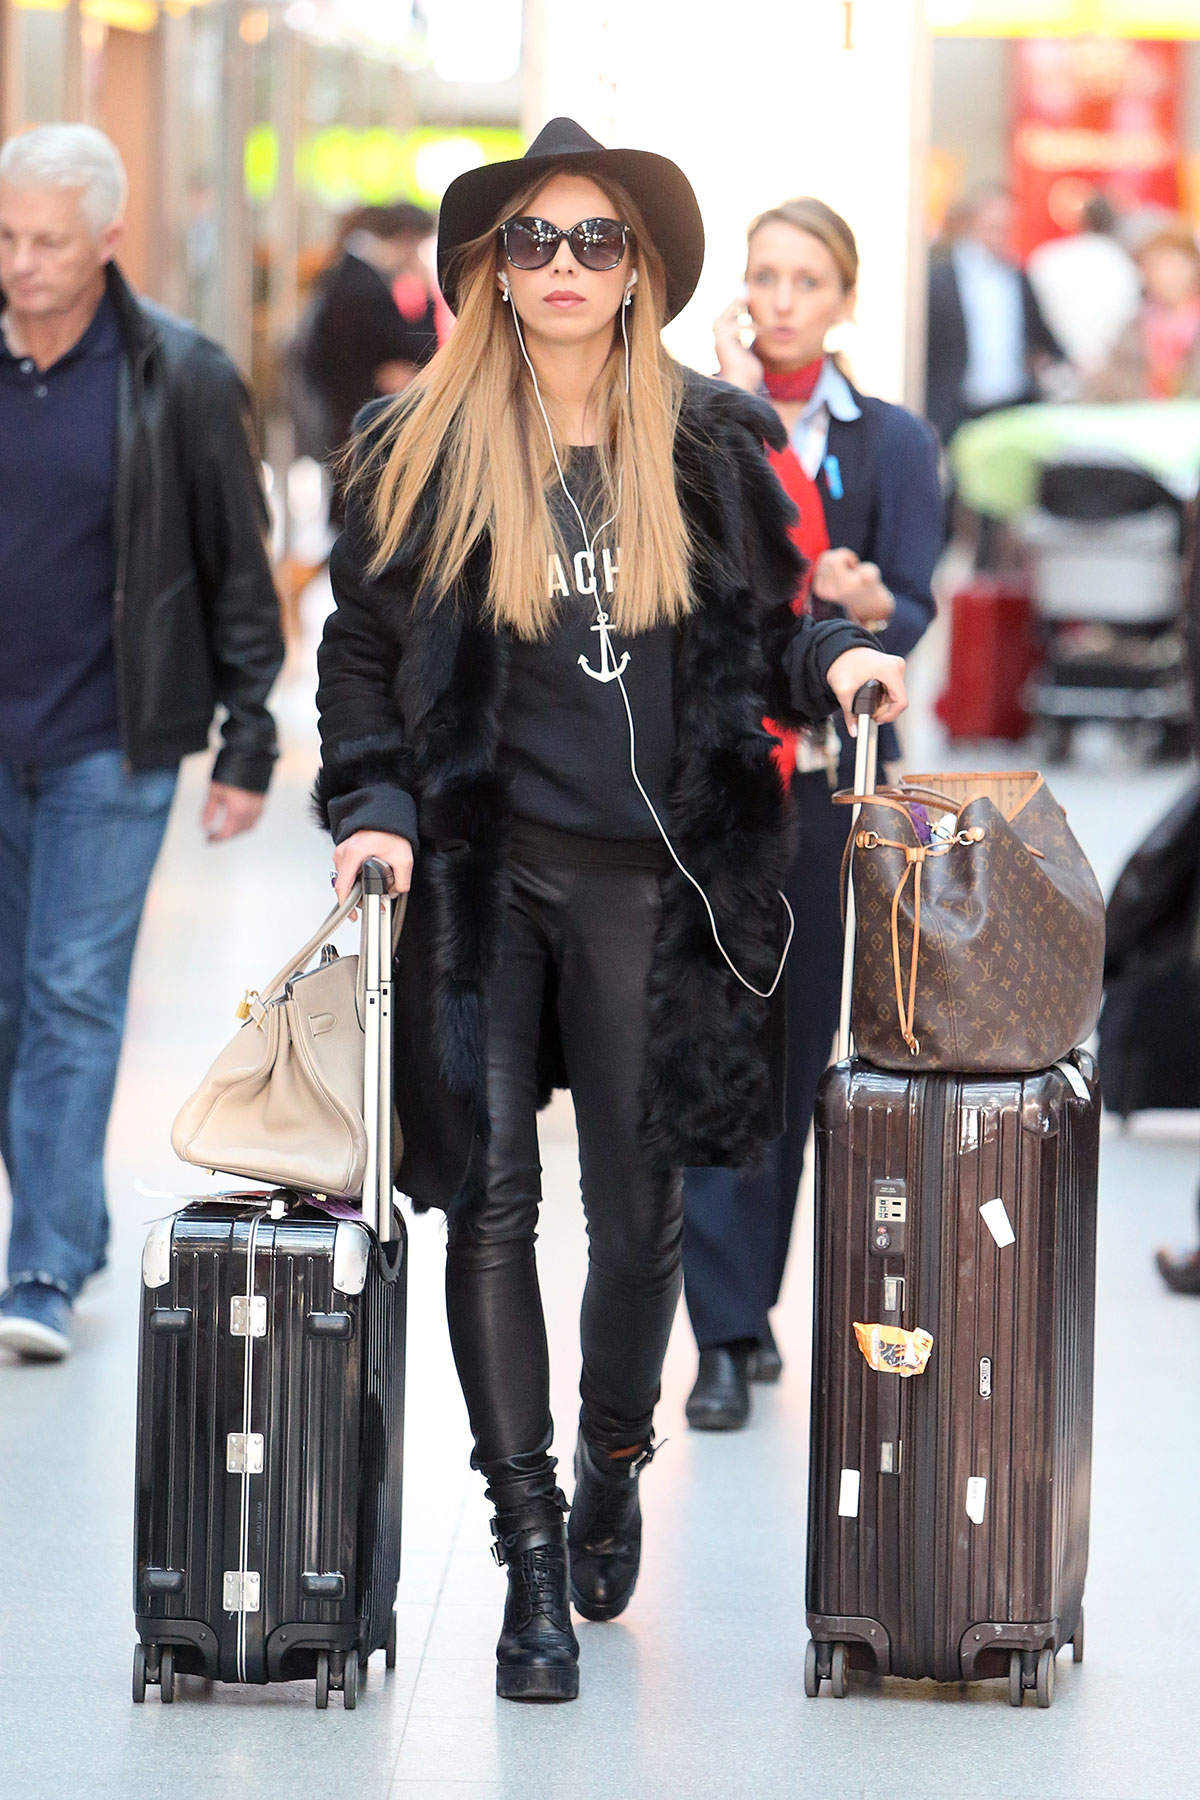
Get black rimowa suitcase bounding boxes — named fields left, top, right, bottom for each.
left=133, top=862, right=405, bottom=1709
left=804, top=690, right=1100, bottom=1709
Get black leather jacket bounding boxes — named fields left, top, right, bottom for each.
left=102, top=264, right=283, bottom=788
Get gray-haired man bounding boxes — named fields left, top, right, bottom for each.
left=0, top=124, right=284, bottom=1359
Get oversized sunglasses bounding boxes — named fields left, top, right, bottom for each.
left=500, top=215, right=630, bottom=273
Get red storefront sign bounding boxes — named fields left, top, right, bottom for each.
left=1012, top=37, right=1182, bottom=259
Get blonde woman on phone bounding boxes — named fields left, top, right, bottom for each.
left=683, top=197, right=942, bottom=1431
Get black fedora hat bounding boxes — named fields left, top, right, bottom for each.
left=436, top=116, right=704, bottom=322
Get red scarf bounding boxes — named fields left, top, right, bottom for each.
left=763, top=428, right=831, bottom=783
left=759, top=355, right=824, bottom=404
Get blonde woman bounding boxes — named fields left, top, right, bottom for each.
left=313, top=119, right=905, bottom=1702
left=683, top=199, right=941, bottom=1431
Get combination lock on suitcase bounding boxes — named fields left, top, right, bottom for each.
left=132, top=861, right=406, bottom=1709
left=805, top=689, right=1100, bottom=1708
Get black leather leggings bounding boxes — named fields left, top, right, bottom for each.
left=445, top=826, right=683, bottom=1516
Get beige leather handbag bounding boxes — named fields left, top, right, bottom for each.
left=171, top=882, right=405, bottom=1195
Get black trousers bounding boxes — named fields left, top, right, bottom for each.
left=445, top=826, right=683, bottom=1515
left=681, top=770, right=848, bottom=1350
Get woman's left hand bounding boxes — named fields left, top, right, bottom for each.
left=824, top=646, right=908, bottom=734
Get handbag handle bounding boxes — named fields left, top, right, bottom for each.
left=832, top=786, right=962, bottom=815
left=882, top=783, right=964, bottom=812
left=251, top=880, right=406, bottom=1014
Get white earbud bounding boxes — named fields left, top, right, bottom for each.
left=499, top=273, right=511, bottom=302
left=623, top=269, right=638, bottom=306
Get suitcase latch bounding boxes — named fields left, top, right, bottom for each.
left=231, top=1295, right=267, bottom=1337
left=872, top=1179, right=907, bottom=1256
left=226, top=1432, right=264, bottom=1474
left=223, top=1571, right=261, bottom=1613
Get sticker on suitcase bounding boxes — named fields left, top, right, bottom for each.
left=853, top=1321, right=934, bottom=1376
left=980, top=1197, right=1016, bottom=1248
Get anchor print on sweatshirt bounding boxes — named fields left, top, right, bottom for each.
left=547, top=543, right=628, bottom=684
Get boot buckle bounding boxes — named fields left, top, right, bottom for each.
left=627, top=1437, right=664, bottom=1476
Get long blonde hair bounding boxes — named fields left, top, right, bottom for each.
left=357, top=170, right=691, bottom=640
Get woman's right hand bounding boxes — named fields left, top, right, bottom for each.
left=813, top=548, right=895, bottom=627
left=333, top=831, right=414, bottom=907
left=713, top=297, right=763, bottom=393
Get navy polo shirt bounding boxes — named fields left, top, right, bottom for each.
left=0, top=291, right=122, bottom=765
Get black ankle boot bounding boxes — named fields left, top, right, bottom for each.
left=567, top=1432, right=656, bottom=1623
left=492, top=1498, right=579, bottom=1702
left=685, top=1344, right=752, bottom=1430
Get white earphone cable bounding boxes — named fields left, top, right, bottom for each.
left=504, top=279, right=794, bottom=1000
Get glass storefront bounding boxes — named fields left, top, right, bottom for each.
left=1, top=0, right=523, bottom=420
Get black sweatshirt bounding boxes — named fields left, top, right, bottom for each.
left=498, top=448, right=675, bottom=841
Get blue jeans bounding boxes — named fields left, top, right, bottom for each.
left=0, top=751, right=177, bottom=1299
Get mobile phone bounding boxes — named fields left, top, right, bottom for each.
left=736, top=283, right=754, bottom=347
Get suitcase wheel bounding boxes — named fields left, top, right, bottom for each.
left=316, top=1650, right=329, bottom=1710
left=1035, top=1646, right=1056, bottom=1710
left=803, top=1639, right=848, bottom=1699
left=159, top=1646, right=175, bottom=1705
left=1007, top=1650, right=1024, bottom=1708
left=1072, top=1611, right=1084, bottom=1665
left=342, top=1654, right=358, bottom=1711
left=132, top=1644, right=147, bottom=1705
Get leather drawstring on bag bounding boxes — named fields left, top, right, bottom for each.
left=854, top=827, right=986, bottom=1056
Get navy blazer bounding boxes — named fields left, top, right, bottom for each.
left=813, top=385, right=943, bottom=769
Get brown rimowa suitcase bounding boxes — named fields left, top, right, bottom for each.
left=804, top=688, right=1100, bottom=1708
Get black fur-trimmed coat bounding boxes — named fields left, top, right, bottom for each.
left=313, top=371, right=871, bottom=1215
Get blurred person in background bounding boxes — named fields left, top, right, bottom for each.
left=1087, top=224, right=1200, bottom=401
left=925, top=182, right=1066, bottom=447
left=683, top=199, right=941, bottom=1429
left=314, top=120, right=906, bottom=1699
left=296, top=201, right=438, bottom=521
left=0, top=124, right=283, bottom=1362
left=1027, top=192, right=1140, bottom=378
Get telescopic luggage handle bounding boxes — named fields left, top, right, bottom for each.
left=837, top=682, right=885, bottom=1061
left=359, top=858, right=400, bottom=1243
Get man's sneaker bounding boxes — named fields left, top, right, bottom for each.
left=0, top=1283, right=72, bottom=1361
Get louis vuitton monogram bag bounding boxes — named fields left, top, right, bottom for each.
left=840, top=770, right=1105, bottom=1074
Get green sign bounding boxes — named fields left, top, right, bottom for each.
left=245, top=124, right=523, bottom=208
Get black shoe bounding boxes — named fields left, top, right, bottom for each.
left=492, top=1500, right=579, bottom=1702
left=685, top=1345, right=751, bottom=1431
left=568, top=1432, right=656, bottom=1623
left=1156, top=1246, right=1200, bottom=1295
left=746, top=1322, right=783, bottom=1384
